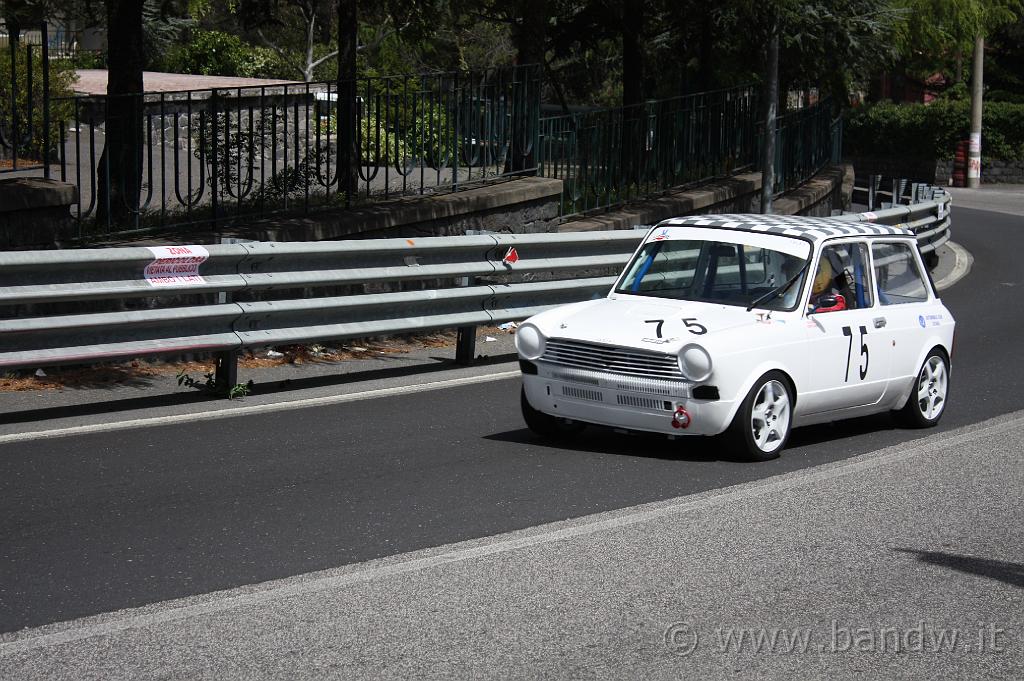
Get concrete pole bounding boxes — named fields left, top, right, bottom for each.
left=760, top=14, right=779, bottom=214
left=967, top=34, right=984, bottom=188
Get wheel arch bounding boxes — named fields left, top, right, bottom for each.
left=893, top=341, right=951, bottom=411
left=721, top=363, right=800, bottom=428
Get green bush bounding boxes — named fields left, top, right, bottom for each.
left=845, top=100, right=1024, bottom=161
left=161, top=30, right=286, bottom=79
left=0, top=49, right=77, bottom=162
left=404, top=105, right=459, bottom=167
left=360, top=85, right=462, bottom=167
left=328, top=112, right=411, bottom=165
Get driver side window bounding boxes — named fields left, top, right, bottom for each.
left=809, top=243, right=873, bottom=314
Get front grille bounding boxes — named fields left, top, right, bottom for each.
left=543, top=338, right=683, bottom=380
left=561, top=385, right=603, bottom=402
left=617, top=394, right=672, bottom=410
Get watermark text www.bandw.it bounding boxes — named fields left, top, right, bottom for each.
left=664, top=620, right=1008, bottom=657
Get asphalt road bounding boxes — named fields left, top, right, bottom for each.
left=0, top=205, right=1021, bottom=676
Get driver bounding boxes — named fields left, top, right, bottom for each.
left=808, top=257, right=846, bottom=313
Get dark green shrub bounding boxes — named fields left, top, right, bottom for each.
left=845, top=100, right=1024, bottom=161
left=161, top=30, right=286, bottom=79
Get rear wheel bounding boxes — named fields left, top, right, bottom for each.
left=724, top=371, right=793, bottom=461
left=521, top=386, right=585, bottom=439
left=897, top=350, right=949, bottom=428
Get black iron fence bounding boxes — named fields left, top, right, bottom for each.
left=3, top=20, right=842, bottom=240
left=770, top=100, right=842, bottom=195
left=0, top=22, right=54, bottom=176
left=44, top=65, right=541, bottom=237
left=538, top=86, right=759, bottom=217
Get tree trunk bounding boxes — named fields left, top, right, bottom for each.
left=760, top=13, right=779, bottom=214
left=622, top=1, right=644, bottom=108
left=620, top=0, right=645, bottom=187
left=505, top=0, right=545, bottom=174
left=697, top=7, right=712, bottom=93
left=337, top=0, right=358, bottom=199
left=317, top=0, right=334, bottom=44
left=96, top=0, right=145, bottom=230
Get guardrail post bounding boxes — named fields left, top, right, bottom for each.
left=214, top=349, right=238, bottom=396
left=455, top=275, right=477, bottom=365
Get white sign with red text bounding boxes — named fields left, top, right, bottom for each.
left=144, top=245, right=210, bottom=287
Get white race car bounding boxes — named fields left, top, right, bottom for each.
left=516, top=214, right=955, bottom=460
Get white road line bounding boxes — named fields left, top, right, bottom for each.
left=0, top=370, right=521, bottom=445
left=3, top=410, right=1022, bottom=656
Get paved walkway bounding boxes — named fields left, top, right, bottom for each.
left=946, top=184, right=1024, bottom=217
left=73, top=70, right=303, bottom=96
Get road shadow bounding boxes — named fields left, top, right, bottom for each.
left=487, top=409, right=909, bottom=464
left=786, top=412, right=901, bottom=448
left=250, top=352, right=516, bottom=395
left=0, top=354, right=517, bottom=427
left=484, top=426, right=743, bottom=463
left=896, top=549, right=1024, bottom=589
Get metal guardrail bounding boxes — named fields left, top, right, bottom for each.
left=0, top=195, right=952, bottom=390
left=835, top=183, right=951, bottom=254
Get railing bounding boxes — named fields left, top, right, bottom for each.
left=0, top=22, right=54, bottom=176
left=771, top=101, right=842, bottom=195
left=850, top=174, right=944, bottom=212
left=0, top=21, right=83, bottom=58
left=835, top=183, right=951, bottom=254
left=44, top=64, right=541, bottom=238
left=538, top=86, right=759, bottom=217
left=0, top=193, right=952, bottom=390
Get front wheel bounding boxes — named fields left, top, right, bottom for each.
left=521, top=386, right=585, bottom=440
left=896, top=350, right=949, bottom=428
left=724, top=371, right=793, bottom=461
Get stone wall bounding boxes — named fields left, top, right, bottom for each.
left=0, top=178, right=78, bottom=250
left=244, top=176, right=564, bottom=241
left=855, top=155, right=1024, bottom=186
left=557, top=164, right=852, bottom=232
left=933, top=158, right=1024, bottom=185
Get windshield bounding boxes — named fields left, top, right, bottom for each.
left=615, top=232, right=810, bottom=311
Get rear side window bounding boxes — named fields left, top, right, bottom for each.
left=872, top=242, right=929, bottom=305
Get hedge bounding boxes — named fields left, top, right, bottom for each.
left=161, top=30, right=285, bottom=80
left=844, top=100, right=1024, bottom=162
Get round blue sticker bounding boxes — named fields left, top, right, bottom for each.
left=918, top=315, right=926, bottom=328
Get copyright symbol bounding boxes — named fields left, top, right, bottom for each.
left=664, top=620, right=699, bottom=657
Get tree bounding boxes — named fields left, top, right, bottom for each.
left=337, top=0, right=358, bottom=197
left=892, top=0, right=1022, bottom=83
left=96, top=0, right=145, bottom=229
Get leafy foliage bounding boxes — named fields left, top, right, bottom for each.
left=845, top=100, right=1024, bottom=160
left=0, top=46, right=76, bottom=161
left=161, top=29, right=284, bottom=78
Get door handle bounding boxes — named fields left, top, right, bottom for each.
left=873, top=317, right=887, bottom=328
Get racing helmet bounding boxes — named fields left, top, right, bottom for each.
left=812, top=258, right=833, bottom=295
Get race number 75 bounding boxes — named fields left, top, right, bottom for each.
left=842, top=325, right=869, bottom=382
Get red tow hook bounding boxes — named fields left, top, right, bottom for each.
left=672, top=406, right=692, bottom=429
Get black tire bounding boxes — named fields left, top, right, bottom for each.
left=723, top=371, right=794, bottom=461
left=521, top=386, right=585, bottom=440
left=896, top=350, right=950, bottom=428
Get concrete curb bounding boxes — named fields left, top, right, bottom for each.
left=934, top=240, right=973, bottom=291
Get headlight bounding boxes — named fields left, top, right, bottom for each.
left=515, top=323, right=546, bottom=360
left=678, top=343, right=712, bottom=382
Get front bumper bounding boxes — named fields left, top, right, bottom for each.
left=522, top=361, right=735, bottom=436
